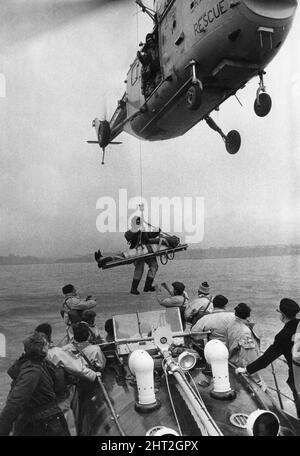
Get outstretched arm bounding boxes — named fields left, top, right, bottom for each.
left=246, top=334, right=284, bottom=375
left=73, top=298, right=97, bottom=311
left=161, top=282, right=174, bottom=296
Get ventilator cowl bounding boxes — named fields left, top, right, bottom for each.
left=128, top=349, right=160, bottom=413
left=204, top=340, right=236, bottom=400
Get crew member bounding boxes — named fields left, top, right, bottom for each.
left=236, top=298, right=300, bottom=418
left=125, top=216, right=160, bottom=295
left=191, top=295, right=234, bottom=344
left=0, top=333, right=70, bottom=436
left=104, top=318, right=115, bottom=342
left=155, top=281, right=188, bottom=328
left=227, top=303, right=263, bottom=385
left=63, top=322, right=106, bottom=372
left=137, top=33, right=160, bottom=98
left=63, top=322, right=106, bottom=430
left=61, top=284, right=97, bottom=341
left=185, top=281, right=213, bottom=328
left=34, top=323, right=102, bottom=436
left=81, top=310, right=103, bottom=343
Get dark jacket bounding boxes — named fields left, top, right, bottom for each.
left=124, top=230, right=160, bottom=250
left=0, top=355, right=63, bottom=435
left=246, top=318, right=300, bottom=388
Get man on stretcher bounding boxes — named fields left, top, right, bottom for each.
left=94, top=215, right=180, bottom=295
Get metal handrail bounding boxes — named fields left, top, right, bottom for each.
left=258, top=351, right=294, bottom=412
left=267, top=386, right=294, bottom=404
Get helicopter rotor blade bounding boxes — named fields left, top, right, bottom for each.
left=102, top=93, right=115, bottom=122
left=1, top=0, right=128, bottom=46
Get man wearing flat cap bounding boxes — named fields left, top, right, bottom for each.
left=236, top=298, right=300, bottom=418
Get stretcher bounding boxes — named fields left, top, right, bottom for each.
left=96, top=244, right=188, bottom=269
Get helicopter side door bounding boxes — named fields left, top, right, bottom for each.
left=123, top=58, right=145, bottom=139
left=159, top=0, right=186, bottom=77
left=126, top=58, right=143, bottom=118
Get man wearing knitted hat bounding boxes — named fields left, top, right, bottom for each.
left=184, top=281, right=213, bottom=328
left=236, top=298, right=300, bottom=418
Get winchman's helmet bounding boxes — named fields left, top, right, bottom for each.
left=130, top=215, right=142, bottom=232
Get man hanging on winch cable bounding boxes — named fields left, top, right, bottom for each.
left=125, top=215, right=160, bottom=295
left=94, top=209, right=182, bottom=292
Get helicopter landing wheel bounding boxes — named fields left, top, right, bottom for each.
left=225, top=130, right=241, bottom=155
left=186, top=84, right=202, bottom=111
left=254, top=93, right=272, bottom=117
left=98, top=120, right=111, bottom=149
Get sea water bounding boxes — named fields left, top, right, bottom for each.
left=1, top=255, right=300, bottom=413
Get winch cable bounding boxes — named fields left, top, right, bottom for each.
left=139, top=141, right=143, bottom=207
left=134, top=5, right=180, bottom=261
left=135, top=2, right=144, bottom=210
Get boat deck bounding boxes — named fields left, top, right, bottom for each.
left=79, top=355, right=300, bottom=436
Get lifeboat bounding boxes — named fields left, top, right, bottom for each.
left=76, top=307, right=300, bottom=436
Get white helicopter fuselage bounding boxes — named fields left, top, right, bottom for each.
left=121, top=0, right=297, bottom=141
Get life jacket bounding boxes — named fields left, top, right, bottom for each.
left=292, top=320, right=300, bottom=395
left=188, top=296, right=213, bottom=327
left=61, top=297, right=83, bottom=326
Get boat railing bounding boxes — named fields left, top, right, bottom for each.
left=258, top=352, right=296, bottom=414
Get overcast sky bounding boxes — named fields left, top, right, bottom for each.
left=0, top=0, right=300, bottom=257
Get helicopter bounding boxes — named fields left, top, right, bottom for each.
left=87, top=0, right=298, bottom=164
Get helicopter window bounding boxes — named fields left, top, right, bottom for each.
left=190, top=0, right=202, bottom=10
left=228, top=29, right=241, bottom=42
left=131, top=61, right=139, bottom=86
left=172, top=19, right=177, bottom=29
